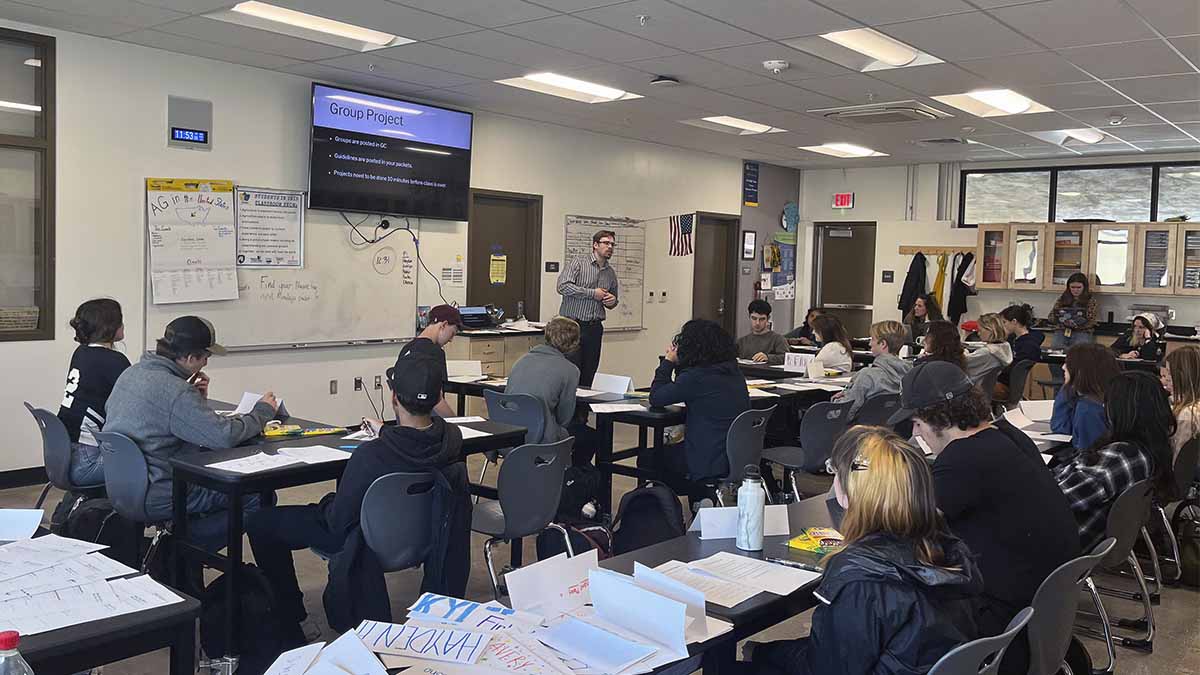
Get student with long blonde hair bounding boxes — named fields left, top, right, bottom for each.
left=965, top=313, right=1013, bottom=382
left=743, top=426, right=981, bottom=675
left=1162, top=346, right=1200, bottom=463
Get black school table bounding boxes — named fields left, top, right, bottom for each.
left=20, top=577, right=200, bottom=675
left=168, top=403, right=526, bottom=664
left=443, top=378, right=627, bottom=416
left=602, top=494, right=838, bottom=674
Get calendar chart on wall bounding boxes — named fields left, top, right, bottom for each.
left=563, top=215, right=645, bottom=331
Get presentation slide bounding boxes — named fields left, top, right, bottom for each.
left=309, top=84, right=473, bottom=221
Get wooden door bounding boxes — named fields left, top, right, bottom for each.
left=1134, top=223, right=1177, bottom=295
left=692, top=214, right=738, bottom=336
left=467, top=190, right=542, bottom=320
left=1175, top=223, right=1200, bottom=296
left=976, top=224, right=1009, bottom=289
left=1007, top=223, right=1046, bottom=290
left=1088, top=223, right=1135, bottom=294
left=1044, top=224, right=1091, bottom=291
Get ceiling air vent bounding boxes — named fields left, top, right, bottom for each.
left=917, top=137, right=969, bottom=146
left=811, top=100, right=951, bottom=125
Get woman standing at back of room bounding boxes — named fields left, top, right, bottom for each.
left=1051, top=343, right=1120, bottom=452
left=1049, top=272, right=1097, bottom=352
left=904, top=293, right=943, bottom=343
left=57, top=298, right=130, bottom=485
left=811, top=314, right=853, bottom=373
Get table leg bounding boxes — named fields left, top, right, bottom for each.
left=638, top=426, right=647, bottom=451
left=510, top=537, right=523, bottom=568
left=171, top=475, right=188, bottom=588
left=457, top=392, right=466, bottom=417
left=170, top=614, right=197, bottom=675
left=702, top=641, right=738, bottom=675
left=596, top=415, right=615, bottom=516
left=652, top=426, right=665, bottom=449
left=224, top=487, right=244, bottom=661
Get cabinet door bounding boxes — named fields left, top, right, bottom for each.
left=1175, top=224, right=1200, bottom=296
left=976, top=224, right=1009, bottom=289
left=1044, top=224, right=1091, bottom=291
left=1007, top=224, right=1047, bottom=290
left=1134, top=223, right=1176, bottom=295
left=1088, top=223, right=1135, bottom=294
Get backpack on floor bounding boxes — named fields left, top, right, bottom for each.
left=49, top=491, right=90, bottom=535
left=200, top=563, right=286, bottom=675
left=1173, top=500, right=1200, bottom=587
left=59, top=498, right=141, bottom=568
left=536, top=521, right=613, bottom=561
left=611, top=483, right=686, bottom=555
left=557, top=465, right=603, bottom=521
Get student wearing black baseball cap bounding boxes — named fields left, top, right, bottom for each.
left=890, top=361, right=1080, bottom=675
left=400, top=304, right=463, bottom=417
left=246, top=347, right=471, bottom=642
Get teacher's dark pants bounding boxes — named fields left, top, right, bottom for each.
left=572, top=319, right=604, bottom=387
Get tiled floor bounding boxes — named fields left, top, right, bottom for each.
left=8, top=425, right=1199, bottom=674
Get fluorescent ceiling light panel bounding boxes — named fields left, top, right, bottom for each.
left=0, top=100, right=41, bottom=112
left=22, top=58, right=40, bottom=67
left=821, top=28, right=918, bottom=67
left=931, top=89, right=1052, bottom=117
left=209, top=2, right=413, bottom=51
left=799, top=143, right=888, bottom=158
left=694, top=115, right=784, bottom=135
left=406, top=146, right=451, bottom=155
left=1062, top=128, right=1105, bottom=144
left=495, top=73, right=642, bottom=103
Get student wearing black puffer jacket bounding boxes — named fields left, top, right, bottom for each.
left=744, top=427, right=982, bottom=675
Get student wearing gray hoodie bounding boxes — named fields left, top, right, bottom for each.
left=834, top=320, right=912, bottom=418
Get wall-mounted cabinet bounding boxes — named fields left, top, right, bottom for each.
left=1008, top=224, right=1047, bottom=291
left=1134, top=223, right=1176, bottom=295
left=1176, top=223, right=1200, bottom=297
left=1088, top=223, right=1136, bottom=294
left=976, top=224, right=1010, bottom=289
left=1044, top=224, right=1091, bottom=292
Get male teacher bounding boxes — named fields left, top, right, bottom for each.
left=557, top=230, right=618, bottom=387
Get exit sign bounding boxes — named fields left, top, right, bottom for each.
left=832, top=192, right=855, bottom=209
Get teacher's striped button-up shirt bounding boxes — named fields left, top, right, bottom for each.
left=556, top=253, right=619, bottom=322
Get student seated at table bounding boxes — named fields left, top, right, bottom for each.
left=832, top=320, right=911, bottom=418
left=506, top=316, right=595, bottom=465
left=737, top=299, right=790, bottom=365
left=904, top=292, right=943, bottom=342
left=996, top=304, right=1044, bottom=400
left=892, top=361, right=1081, bottom=675
left=404, top=304, right=463, bottom=417
left=643, top=319, right=750, bottom=499
left=1162, top=346, right=1200, bottom=464
left=785, top=307, right=823, bottom=345
left=104, top=316, right=279, bottom=551
left=1111, top=313, right=1164, bottom=362
left=810, top=314, right=853, bottom=372
left=964, top=313, right=1013, bottom=383
left=57, top=298, right=130, bottom=485
left=742, top=426, right=982, bottom=675
left=1054, top=371, right=1175, bottom=550
left=1052, top=343, right=1120, bottom=451
left=916, top=320, right=967, bottom=372
left=246, top=348, right=471, bottom=643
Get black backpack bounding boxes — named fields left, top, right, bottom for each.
left=536, top=521, right=613, bottom=561
left=1173, top=500, right=1200, bottom=587
left=611, top=483, right=687, bottom=555
left=59, top=498, right=141, bottom=568
left=557, top=465, right=603, bottom=520
left=200, top=563, right=286, bottom=675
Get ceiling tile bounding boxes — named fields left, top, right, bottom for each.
left=1106, top=123, right=1192, bottom=142
left=866, top=63, right=991, bottom=95
left=577, top=0, right=762, bottom=51
left=627, top=53, right=777, bottom=89
left=1125, top=0, right=1200, bottom=39
left=641, top=85, right=778, bottom=116
left=821, top=0, right=975, bottom=25
left=117, top=29, right=303, bottom=69
left=1108, top=74, right=1200, bottom=104
left=559, top=62, right=661, bottom=92
left=265, top=0, right=477, bottom=40
left=0, top=0, right=144, bottom=36
left=963, top=0, right=1054, bottom=8
left=1175, top=122, right=1200, bottom=137
left=1064, top=105, right=1165, bottom=127
left=373, top=43, right=527, bottom=80
left=970, top=131, right=1058, bottom=149
left=988, top=0, right=1157, bottom=49
left=1022, top=81, right=1133, bottom=110
left=154, top=16, right=355, bottom=60
left=991, top=111, right=1083, bottom=131
left=881, top=11, right=1044, bottom=61
left=394, top=0, right=559, bottom=27
left=525, top=0, right=625, bottom=10
left=315, top=53, right=480, bottom=88
left=786, top=73, right=915, bottom=104
left=14, top=0, right=186, bottom=27
left=134, top=0, right=244, bottom=12
left=1061, top=40, right=1195, bottom=80
left=696, top=42, right=851, bottom=81
left=1146, top=101, right=1200, bottom=123
left=279, top=62, right=432, bottom=95
left=682, top=0, right=859, bottom=39
left=958, top=51, right=1089, bottom=87
left=1168, top=36, right=1200, bottom=68
left=718, top=82, right=842, bottom=110
left=433, top=30, right=603, bottom=70
left=498, top=14, right=679, bottom=61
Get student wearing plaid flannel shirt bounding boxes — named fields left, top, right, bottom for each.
left=1054, top=371, right=1176, bottom=550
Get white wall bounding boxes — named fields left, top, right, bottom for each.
left=0, top=19, right=740, bottom=472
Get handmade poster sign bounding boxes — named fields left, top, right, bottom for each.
left=355, top=620, right=492, bottom=664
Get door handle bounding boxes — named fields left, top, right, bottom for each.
left=718, top=298, right=725, bottom=315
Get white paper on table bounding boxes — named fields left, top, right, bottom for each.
left=208, top=453, right=303, bottom=474
left=574, top=388, right=605, bottom=399
left=688, top=551, right=821, bottom=596
left=687, top=505, right=789, bottom=540
left=506, top=550, right=598, bottom=618
left=653, top=561, right=760, bottom=608
left=825, top=376, right=853, bottom=384
left=445, top=416, right=486, bottom=424
left=588, top=403, right=646, bottom=414
left=745, top=379, right=772, bottom=386
left=448, top=361, right=484, bottom=378
left=736, top=359, right=759, bottom=366
left=457, top=426, right=492, bottom=440
left=0, top=510, right=42, bottom=540
left=377, top=657, right=506, bottom=675
left=487, top=378, right=508, bottom=387
left=0, top=552, right=136, bottom=599
left=449, top=375, right=489, bottom=384
left=1002, top=408, right=1035, bottom=430
left=772, top=382, right=844, bottom=393
left=263, top=642, right=324, bottom=675
left=312, top=629, right=387, bottom=675
left=342, top=429, right=373, bottom=441
left=355, top=620, right=491, bottom=664
left=0, top=575, right=182, bottom=636
left=782, top=352, right=813, bottom=373
left=1020, top=400, right=1054, bottom=422
left=278, top=446, right=352, bottom=465
left=632, top=563, right=732, bottom=644
left=536, top=616, right=657, bottom=675
left=300, top=663, right=353, bottom=675
left=588, top=568, right=687, bottom=658
left=591, top=373, right=632, bottom=395
left=748, top=388, right=779, bottom=399
left=0, top=534, right=107, bottom=584
left=405, top=592, right=542, bottom=633
left=1026, top=432, right=1073, bottom=443
left=805, top=360, right=826, bottom=379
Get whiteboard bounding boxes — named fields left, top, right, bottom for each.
left=144, top=203, right=421, bottom=350
left=563, top=215, right=644, bottom=331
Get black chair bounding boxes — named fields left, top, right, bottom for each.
left=706, top=406, right=775, bottom=505
left=852, top=393, right=912, bottom=439
left=360, top=472, right=435, bottom=572
left=24, top=402, right=104, bottom=509
left=973, top=366, right=1003, bottom=411
left=928, top=607, right=1033, bottom=675
left=1149, top=437, right=1199, bottom=585
left=1003, top=360, right=1037, bottom=410
left=477, top=391, right=547, bottom=493
left=93, top=431, right=166, bottom=570
left=1025, top=538, right=1116, bottom=675
left=762, top=400, right=853, bottom=502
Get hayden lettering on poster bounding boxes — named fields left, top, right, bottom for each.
left=146, top=178, right=239, bottom=304
left=236, top=187, right=305, bottom=268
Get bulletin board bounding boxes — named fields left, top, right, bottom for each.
left=563, top=215, right=645, bottom=331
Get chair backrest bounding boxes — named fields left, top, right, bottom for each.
left=853, top=393, right=902, bottom=427
left=1027, top=538, right=1116, bottom=675
left=24, top=403, right=74, bottom=491
left=1101, top=479, right=1155, bottom=567
left=496, top=438, right=573, bottom=539
left=723, top=406, right=775, bottom=483
left=797, top=400, right=854, bottom=473
left=973, top=366, right=1003, bottom=409
left=93, top=431, right=153, bottom=523
left=360, top=472, right=436, bottom=572
left=484, top=390, right=547, bottom=445
left=1169, top=437, right=1199, bottom=500
left=928, top=607, right=1034, bottom=675
left=1005, top=360, right=1037, bottom=406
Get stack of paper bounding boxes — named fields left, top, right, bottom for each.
left=278, top=446, right=352, bottom=465
left=687, top=551, right=821, bottom=596
left=748, top=388, right=779, bottom=398
left=209, top=452, right=303, bottom=474
left=772, top=382, right=845, bottom=393
left=590, top=403, right=648, bottom=414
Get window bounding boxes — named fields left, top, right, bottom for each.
left=1158, top=166, right=1200, bottom=222
left=1056, top=166, right=1152, bottom=222
left=962, top=171, right=1050, bottom=225
left=0, top=28, right=53, bottom=341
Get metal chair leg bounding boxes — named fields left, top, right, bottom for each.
left=546, top=523, right=576, bottom=557
left=788, top=471, right=801, bottom=503
left=1155, top=505, right=1183, bottom=585
left=762, top=483, right=772, bottom=505
left=484, top=537, right=502, bottom=601
left=1080, top=575, right=1116, bottom=675
left=33, top=483, right=51, bottom=510
left=1123, top=553, right=1155, bottom=650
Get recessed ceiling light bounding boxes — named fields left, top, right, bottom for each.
left=208, top=2, right=412, bottom=51
left=0, top=100, right=41, bottom=113
left=931, top=89, right=1052, bottom=117
left=821, top=28, right=918, bottom=67
left=1061, top=128, right=1105, bottom=144
left=406, top=146, right=452, bottom=156
left=495, top=73, right=642, bottom=103
left=799, top=143, right=888, bottom=158
left=679, top=116, right=785, bottom=135
left=22, top=58, right=40, bottom=67
left=1060, top=191, right=1082, bottom=197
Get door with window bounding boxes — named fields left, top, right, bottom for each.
left=814, top=223, right=875, bottom=337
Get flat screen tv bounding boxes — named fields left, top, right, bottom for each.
left=308, top=83, right=473, bottom=220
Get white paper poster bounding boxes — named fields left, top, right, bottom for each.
left=146, top=178, right=239, bottom=304
left=235, top=186, right=305, bottom=268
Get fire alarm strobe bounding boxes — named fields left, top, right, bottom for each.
left=763, top=60, right=790, bottom=75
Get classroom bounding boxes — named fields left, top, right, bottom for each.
left=0, top=0, right=1198, bottom=673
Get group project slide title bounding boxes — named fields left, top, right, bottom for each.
left=312, top=84, right=472, bottom=150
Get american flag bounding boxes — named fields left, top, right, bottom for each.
left=669, top=213, right=694, bottom=256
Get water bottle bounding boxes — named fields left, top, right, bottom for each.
left=736, top=464, right=766, bottom=552
left=0, top=631, right=35, bottom=674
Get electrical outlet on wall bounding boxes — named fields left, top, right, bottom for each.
left=647, top=290, right=656, bottom=302
left=374, top=375, right=383, bottom=390
left=354, top=377, right=363, bottom=391
left=660, top=290, right=668, bottom=303
left=329, top=379, right=338, bottom=395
